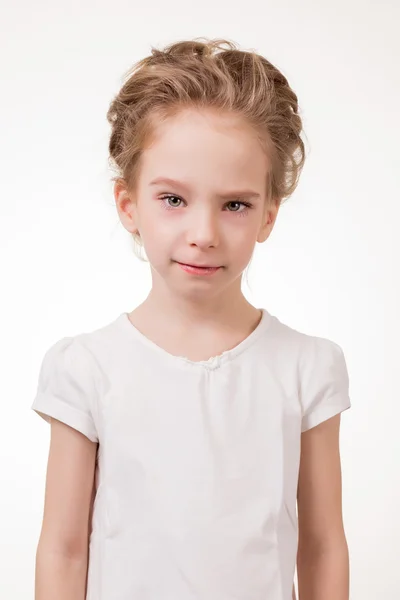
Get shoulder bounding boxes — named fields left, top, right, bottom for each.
left=33, top=314, right=122, bottom=408
left=71, top=313, right=130, bottom=365
left=38, top=334, right=99, bottom=383
left=265, top=313, right=351, bottom=431
left=32, top=333, right=103, bottom=442
left=267, top=312, right=347, bottom=365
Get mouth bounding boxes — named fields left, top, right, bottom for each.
left=175, top=261, right=223, bottom=269
left=174, top=261, right=223, bottom=275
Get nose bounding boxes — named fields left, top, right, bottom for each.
left=186, top=208, right=220, bottom=248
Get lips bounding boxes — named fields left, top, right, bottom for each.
left=177, top=261, right=221, bottom=268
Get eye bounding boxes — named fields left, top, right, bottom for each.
left=160, top=195, right=184, bottom=209
left=159, top=195, right=253, bottom=215
left=225, top=200, right=253, bottom=213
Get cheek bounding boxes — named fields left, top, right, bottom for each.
left=229, top=228, right=258, bottom=265
left=139, top=208, right=170, bottom=242
left=228, top=223, right=258, bottom=249
left=138, top=220, right=175, bottom=263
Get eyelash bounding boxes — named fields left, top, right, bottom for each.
left=159, top=195, right=253, bottom=216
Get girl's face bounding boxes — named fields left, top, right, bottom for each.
left=116, top=108, right=279, bottom=303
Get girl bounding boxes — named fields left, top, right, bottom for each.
left=32, top=38, right=351, bottom=600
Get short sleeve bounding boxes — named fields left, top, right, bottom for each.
left=300, top=336, right=351, bottom=433
left=31, top=336, right=99, bottom=443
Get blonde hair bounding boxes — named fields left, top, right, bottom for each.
left=107, top=37, right=306, bottom=262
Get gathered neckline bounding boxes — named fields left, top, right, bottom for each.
left=116, top=308, right=273, bottom=370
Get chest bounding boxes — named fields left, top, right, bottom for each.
left=99, top=358, right=302, bottom=485
left=93, top=357, right=303, bottom=553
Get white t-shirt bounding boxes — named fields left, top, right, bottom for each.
left=31, top=308, right=351, bottom=600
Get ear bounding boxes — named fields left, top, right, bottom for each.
left=257, top=202, right=280, bottom=243
left=114, top=179, right=140, bottom=235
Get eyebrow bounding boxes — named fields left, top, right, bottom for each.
left=149, top=177, right=261, bottom=199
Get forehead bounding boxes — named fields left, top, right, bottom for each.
left=139, top=108, right=269, bottom=187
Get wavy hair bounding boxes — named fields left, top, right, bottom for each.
left=107, top=37, right=306, bottom=262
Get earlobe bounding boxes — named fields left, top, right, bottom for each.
left=257, top=230, right=269, bottom=243
left=114, top=182, right=140, bottom=235
left=257, top=212, right=275, bottom=243
left=259, top=202, right=280, bottom=242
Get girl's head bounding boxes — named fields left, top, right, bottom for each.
left=107, top=38, right=305, bottom=303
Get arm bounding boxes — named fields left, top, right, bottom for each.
left=35, top=418, right=98, bottom=600
left=296, top=414, right=349, bottom=600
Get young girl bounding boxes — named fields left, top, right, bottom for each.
left=31, top=38, right=351, bottom=600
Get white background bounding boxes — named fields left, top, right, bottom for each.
left=1, top=0, right=399, bottom=598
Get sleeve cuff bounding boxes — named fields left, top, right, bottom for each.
left=301, top=392, right=351, bottom=432
left=31, top=392, right=99, bottom=443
